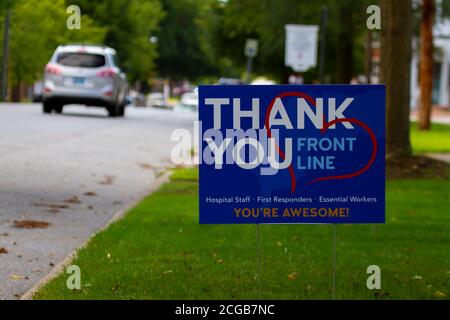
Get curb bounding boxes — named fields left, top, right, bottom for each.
left=20, top=171, right=172, bottom=300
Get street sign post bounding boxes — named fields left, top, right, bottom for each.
left=244, top=39, right=258, bottom=58
left=318, top=7, right=329, bottom=83
left=285, top=25, right=319, bottom=72
left=244, top=39, right=258, bottom=83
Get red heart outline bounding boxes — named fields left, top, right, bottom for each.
left=305, top=117, right=378, bottom=185
left=264, top=91, right=378, bottom=193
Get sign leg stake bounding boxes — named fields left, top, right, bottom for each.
left=256, top=223, right=262, bottom=299
left=332, top=223, right=337, bottom=300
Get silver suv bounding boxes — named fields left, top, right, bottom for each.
left=42, top=44, right=128, bottom=117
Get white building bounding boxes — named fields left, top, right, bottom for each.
left=411, top=19, right=450, bottom=109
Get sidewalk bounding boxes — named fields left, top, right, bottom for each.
left=410, top=107, right=450, bottom=163
left=410, top=106, right=450, bottom=124
left=426, top=153, right=450, bottom=164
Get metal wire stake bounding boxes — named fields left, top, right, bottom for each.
left=332, top=223, right=337, bottom=300
left=256, top=223, right=262, bottom=299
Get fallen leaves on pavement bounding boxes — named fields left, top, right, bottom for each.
left=83, top=191, right=97, bottom=197
left=12, top=220, right=51, bottom=229
left=99, top=175, right=116, bottom=185
left=32, top=203, right=69, bottom=210
left=64, top=196, right=81, bottom=204
left=0, top=247, right=8, bottom=254
left=138, top=163, right=157, bottom=170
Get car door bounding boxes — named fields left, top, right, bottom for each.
left=111, top=53, right=127, bottom=104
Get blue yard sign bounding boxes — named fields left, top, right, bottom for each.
left=199, top=85, right=385, bottom=224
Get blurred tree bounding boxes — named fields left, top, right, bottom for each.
left=315, top=0, right=373, bottom=83
left=0, top=0, right=15, bottom=101
left=219, top=0, right=305, bottom=81
left=155, top=0, right=218, bottom=81
left=1, top=0, right=105, bottom=101
left=418, top=0, right=435, bottom=130
left=442, top=0, right=450, bottom=16
left=333, top=0, right=356, bottom=83
left=67, top=0, right=163, bottom=82
left=218, top=0, right=372, bottom=83
left=381, top=0, right=413, bottom=157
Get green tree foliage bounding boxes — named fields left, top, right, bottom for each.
left=0, top=0, right=105, bottom=86
left=324, top=0, right=376, bottom=83
left=155, top=0, right=218, bottom=81
left=67, top=0, right=163, bottom=82
left=442, top=0, right=450, bottom=17
left=219, top=0, right=302, bottom=81
left=0, top=0, right=14, bottom=11
left=217, top=0, right=373, bottom=83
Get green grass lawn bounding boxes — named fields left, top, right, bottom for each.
left=34, top=167, right=450, bottom=300
left=411, top=122, right=450, bottom=154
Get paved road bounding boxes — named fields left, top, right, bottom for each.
left=0, top=103, right=195, bottom=299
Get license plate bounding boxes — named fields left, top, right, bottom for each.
left=73, top=77, right=85, bottom=85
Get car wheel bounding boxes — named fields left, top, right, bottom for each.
left=43, top=101, right=53, bottom=114
left=107, top=104, right=118, bottom=117
left=117, top=104, right=125, bottom=117
left=54, top=105, right=63, bottom=114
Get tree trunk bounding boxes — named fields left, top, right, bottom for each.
left=1, top=8, right=11, bottom=102
left=11, top=83, right=21, bottom=102
left=418, top=0, right=434, bottom=130
left=336, top=2, right=354, bottom=83
left=381, top=0, right=413, bottom=157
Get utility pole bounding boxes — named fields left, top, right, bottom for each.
left=1, top=8, right=11, bottom=102
left=318, top=5, right=328, bottom=84
left=245, top=56, right=253, bottom=84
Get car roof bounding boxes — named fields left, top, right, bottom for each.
left=55, top=44, right=116, bottom=55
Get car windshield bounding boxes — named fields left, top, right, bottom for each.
left=56, top=52, right=106, bottom=68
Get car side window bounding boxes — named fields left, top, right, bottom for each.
left=111, top=54, right=120, bottom=68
